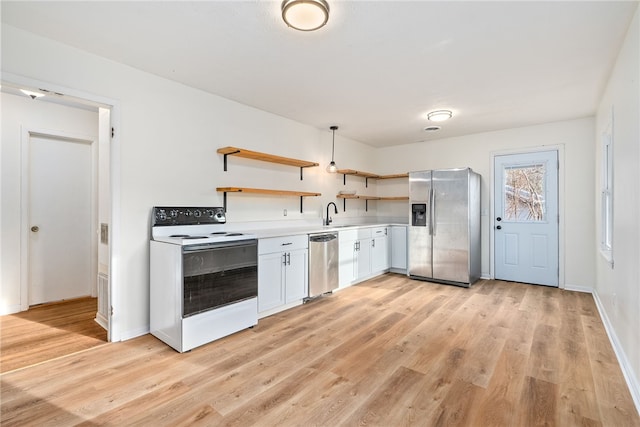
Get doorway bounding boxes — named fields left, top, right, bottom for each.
left=0, top=78, right=117, bottom=349
left=493, top=150, right=559, bottom=286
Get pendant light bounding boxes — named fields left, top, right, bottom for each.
left=326, top=125, right=338, bottom=173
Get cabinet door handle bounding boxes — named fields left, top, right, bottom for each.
left=281, top=242, right=292, bottom=246
left=287, top=253, right=291, bottom=265
left=372, top=239, right=375, bottom=248
left=282, top=253, right=287, bottom=265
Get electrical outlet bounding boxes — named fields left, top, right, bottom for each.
left=283, top=209, right=287, bottom=216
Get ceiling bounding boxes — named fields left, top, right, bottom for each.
left=2, top=1, right=637, bottom=147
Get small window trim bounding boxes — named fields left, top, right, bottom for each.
left=600, top=113, right=614, bottom=267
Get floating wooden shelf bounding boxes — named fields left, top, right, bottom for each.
left=217, top=187, right=321, bottom=213
left=336, top=194, right=409, bottom=211
left=337, top=169, right=408, bottom=187
left=217, top=146, right=319, bottom=180
left=336, top=169, right=380, bottom=179
left=379, top=196, right=409, bottom=200
left=377, top=173, right=409, bottom=180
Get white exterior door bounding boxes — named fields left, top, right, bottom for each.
left=29, top=134, right=93, bottom=305
left=494, top=150, right=559, bottom=287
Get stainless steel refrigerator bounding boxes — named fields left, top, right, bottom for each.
left=408, top=168, right=481, bottom=287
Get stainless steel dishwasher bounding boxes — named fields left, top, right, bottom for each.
left=308, top=232, right=339, bottom=298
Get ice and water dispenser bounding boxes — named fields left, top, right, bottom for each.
left=412, top=203, right=427, bottom=226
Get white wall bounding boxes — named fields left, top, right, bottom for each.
left=374, top=118, right=596, bottom=285
left=1, top=25, right=373, bottom=338
left=0, top=92, right=98, bottom=314
left=595, top=7, right=640, bottom=407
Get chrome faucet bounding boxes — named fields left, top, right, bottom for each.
left=325, top=202, right=338, bottom=226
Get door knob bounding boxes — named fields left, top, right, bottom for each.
left=31, top=226, right=39, bottom=232
left=496, top=225, right=502, bottom=230
left=496, top=217, right=502, bottom=222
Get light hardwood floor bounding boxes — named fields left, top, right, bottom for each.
left=1, top=275, right=638, bottom=426
left=0, top=297, right=107, bottom=373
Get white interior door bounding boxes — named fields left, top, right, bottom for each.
left=494, top=150, right=558, bottom=286
left=29, top=134, right=93, bottom=305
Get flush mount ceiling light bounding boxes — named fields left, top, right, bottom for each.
left=326, top=125, right=338, bottom=173
left=282, top=0, right=330, bottom=31
left=427, top=110, right=453, bottom=122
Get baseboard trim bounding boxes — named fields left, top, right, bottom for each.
left=120, top=326, right=150, bottom=341
left=563, top=283, right=593, bottom=293
left=94, top=313, right=108, bottom=331
left=0, top=304, right=22, bottom=316
left=591, top=289, right=640, bottom=416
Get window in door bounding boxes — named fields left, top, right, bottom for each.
left=503, top=164, right=546, bottom=222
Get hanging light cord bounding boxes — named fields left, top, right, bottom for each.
left=330, top=125, right=337, bottom=162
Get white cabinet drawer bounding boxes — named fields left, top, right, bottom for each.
left=259, top=234, right=308, bottom=255
left=357, top=227, right=372, bottom=239
left=371, top=226, right=387, bottom=237
left=339, top=229, right=358, bottom=242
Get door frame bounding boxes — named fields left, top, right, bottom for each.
left=6, top=71, right=121, bottom=342
left=490, top=145, right=566, bottom=288
left=21, top=129, right=98, bottom=307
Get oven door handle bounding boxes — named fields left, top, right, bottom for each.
left=182, top=239, right=258, bottom=252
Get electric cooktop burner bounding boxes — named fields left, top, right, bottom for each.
left=151, top=207, right=256, bottom=246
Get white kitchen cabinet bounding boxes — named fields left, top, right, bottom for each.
left=390, top=225, right=407, bottom=272
left=258, top=251, right=286, bottom=312
left=338, top=231, right=357, bottom=288
left=356, top=236, right=372, bottom=279
left=258, top=235, right=308, bottom=317
left=371, top=227, right=389, bottom=273
left=284, top=249, right=308, bottom=303
left=339, top=227, right=391, bottom=287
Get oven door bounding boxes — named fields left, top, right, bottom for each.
left=182, top=239, right=257, bottom=317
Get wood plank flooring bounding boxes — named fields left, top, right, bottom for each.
left=1, top=275, right=638, bottom=426
left=0, top=297, right=107, bottom=373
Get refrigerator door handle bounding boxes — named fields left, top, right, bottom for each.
left=430, top=188, right=436, bottom=236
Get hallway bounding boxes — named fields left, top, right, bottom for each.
left=0, top=297, right=107, bottom=373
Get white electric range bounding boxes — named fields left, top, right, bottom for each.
left=150, top=206, right=258, bottom=352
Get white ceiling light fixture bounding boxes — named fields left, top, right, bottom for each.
left=20, top=89, right=45, bottom=99
left=281, top=0, right=330, bottom=32
left=427, top=110, right=453, bottom=122
left=326, top=125, right=338, bottom=173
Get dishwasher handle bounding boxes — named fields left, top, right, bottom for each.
left=309, top=234, right=337, bottom=243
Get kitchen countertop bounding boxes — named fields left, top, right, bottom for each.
left=246, top=223, right=408, bottom=240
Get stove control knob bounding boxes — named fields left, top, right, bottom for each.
left=158, top=212, right=167, bottom=221
left=207, top=209, right=216, bottom=218
left=194, top=210, right=202, bottom=218
left=184, top=210, right=192, bottom=217
left=169, top=210, right=179, bottom=218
